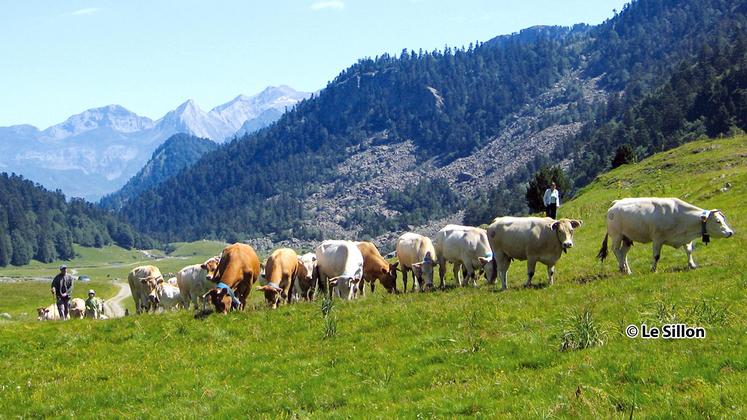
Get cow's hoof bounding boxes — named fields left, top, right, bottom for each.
left=688, top=264, right=698, bottom=270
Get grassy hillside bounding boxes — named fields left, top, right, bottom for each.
left=0, top=136, right=745, bottom=417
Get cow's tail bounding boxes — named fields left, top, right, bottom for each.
left=596, top=233, right=609, bottom=262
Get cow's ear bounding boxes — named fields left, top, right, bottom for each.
left=551, top=221, right=560, bottom=231
left=390, top=262, right=399, bottom=270
left=200, top=264, right=207, bottom=270
left=571, top=220, right=583, bottom=228
left=156, top=278, right=164, bottom=284
left=478, top=256, right=491, bottom=266
left=311, top=256, right=317, bottom=262
left=381, top=266, right=389, bottom=274
left=328, top=278, right=339, bottom=286
left=140, top=278, right=148, bottom=284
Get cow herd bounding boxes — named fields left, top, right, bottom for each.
left=123, top=197, right=735, bottom=315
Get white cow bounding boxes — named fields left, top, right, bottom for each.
left=487, top=217, right=582, bottom=290
left=294, top=252, right=318, bottom=301
left=149, top=280, right=183, bottom=310
left=176, top=256, right=219, bottom=310
left=434, top=224, right=495, bottom=288
left=315, top=240, right=364, bottom=300
left=69, top=298, right=86, bottom=319
left=597, top=197, right=734, bottom=273
left=396, top=232, right=437, bottom=292
left=37, top=304, right=60, bottom=321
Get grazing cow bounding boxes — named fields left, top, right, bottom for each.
left=294, top=252, right=318, bottom=301
left=434, top=224, right=495, bottom=288
left=149, top=279, right=183, bottom=310
left=127, top=265, right=164, bottom=313
left=37, top=304, right=60, bottom=321
left=256, top=248, right=304, bottom=309
left=177, top=256, right=220, bottom=310
left=356, top=241, right=398, bottom=294
left=315, top=240, right=365, bottom=300
left=396, top=232, right=437, bottom=292
left=202, top=288, right=233, bottom=314
left=597, top=197, right=734, bottom=273
left=202, top=243, right=261, bottom=311
left=69, top=298, right=86, bottom=319
left=487, top=217, right=582, bottom=289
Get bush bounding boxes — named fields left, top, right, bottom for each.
left=559, top=307, right=606, bottom=351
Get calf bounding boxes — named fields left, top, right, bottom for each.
left=256, top=248, right=303, bottom=309
left=356, top=241, right=398, bottom=294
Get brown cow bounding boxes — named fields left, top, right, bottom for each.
left=202, top=288, right=233, bottom=314
left=356, top=241, right=398, bottom=294
left=202, top=243, right=261, bottom=311
left=256, top=248, right=303, bottom=309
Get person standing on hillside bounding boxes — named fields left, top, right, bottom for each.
left=51, top=265, right=74, bottom=320
left=543, top=181, right=561, bottom=219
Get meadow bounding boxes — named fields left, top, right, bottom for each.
left=0, top=136, right=745, bottom=417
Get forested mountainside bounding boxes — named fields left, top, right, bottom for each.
left=100, top=134, right=217, bottom=210
left=0, top=174, right=154, bottom=266
left=119, top=0, right=747, bottom=247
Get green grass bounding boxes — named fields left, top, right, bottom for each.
left=1, top=136, right=746, bottom=417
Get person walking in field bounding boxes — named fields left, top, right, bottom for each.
left=85, top=289, right=104, bottom=319
left=51, top=265, right=74, bottom=320
left=543, top=181, right=561, bottom=219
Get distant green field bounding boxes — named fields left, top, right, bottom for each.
left=0, top=241, right=225, bottom=319
left=0, top=136, right=746, bottom=417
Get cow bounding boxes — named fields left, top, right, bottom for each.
left=202, top=288, right=233, bottom=314
left=37, top=304, right=60, bottom=321
left=294, top=252, right=318, bottom=301
left=434, top=224, right=495, bottom=288
left=396, top=232, right=437, bottom=292
left=597, top=197, right=734, bottom=273
left=202, top=243, right=261, bottom=311
left=356, top=241, right=398, bottom=294
left=127, top=265, right=164, bottom=314
left=177, top=256, right=220, bottom=310
left=487, top=217, right=582, bottom=290
left=315, top=240, right=365, bottom=300
left=149, top=279, right=183, bottom=311
left=256, top=248, right=304, bottom=309
left=69, top=298, right=86, bottom=319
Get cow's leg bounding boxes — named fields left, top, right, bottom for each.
left=370, top=279, right=376, bottom=295
left=685, top=241, right=697, bottom=269
left=651, top=240, right=664, bottom=272
left=438, top=257, right=446, bottom=289
left=401, top=268, right=408, bottom=293
left=547, top=264, right=555, bottom=285
left=452, top=262, right=461, bottom=287
left=616, top=236, right=633, bottom=275
left=525, top=258, right=538, bottom=287
left=495, top=253, right=511, bottom=290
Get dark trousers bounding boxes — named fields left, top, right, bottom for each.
left=546, top=203, right=557, bottom=219
left=56, top=296, right=70, bottom=320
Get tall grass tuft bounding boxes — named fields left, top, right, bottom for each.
left=321, top=293, right=337, bottom=339
left=559, top=307, right=606, bottom=351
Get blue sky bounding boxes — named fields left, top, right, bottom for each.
left=0, top=0, right=629, bottom=128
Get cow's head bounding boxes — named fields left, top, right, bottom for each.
left=36, top=307, right=48, bottom=321
left=477, top=255, right=496, bottom=284
left=411, top=252, right=436, bottom=291
left=202, top=288, right=232, bottom=314
left=379, top=261, right=398, bottom=293
left=551, top=219, right=582, bottom=251
left=704, top=210, right=735, bottom=239
left=257, top=284, right=284, bottom=309
left=200, top=257, right=220, bottom=281
left=329, top=275, right=363, bottom=300
left=142, top=276, right=163, bottom=306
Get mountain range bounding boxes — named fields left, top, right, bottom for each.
left=0, top=86, right=310, bottom=200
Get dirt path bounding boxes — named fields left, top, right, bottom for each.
left=104, top=281, right=131, bottom=318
